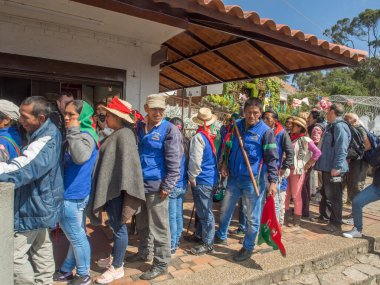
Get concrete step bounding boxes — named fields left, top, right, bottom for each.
left=159, top=224, right=380, bottom=285
left=275, top=253, right=380, bottom=285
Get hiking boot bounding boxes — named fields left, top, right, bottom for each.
left=96, top=255, right=113, bottom=268
left=183, top=234, right=202, bottom=243
left=228, top=227, right=245, bottom=236
left=190, top=243, right=214, bottom=255
left=342, top=227, right=362, bottom=238
left=214, top=234, right=228, bottom=245
left=310, top=216, right=328, bottom=224
left=233, top=248, right=252, bottom=262
left=322, top=223, right=342, bottom=233
left=70, top=275, right=92, bottom=285
left=140, top=266, right=168, bottom=280
left=127, top=253, right=153, bottom=263
left=96, top=265, right=124, bottom=284
left=53, top=270, right=73, bottom=282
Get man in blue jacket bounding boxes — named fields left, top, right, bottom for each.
left=315, top=103, right=351, bottom=232
left=0, top=96, right=64, bottom=285
left=216, top=98, right=278, bottom=262
left=133, top=94, right=183, bottom=280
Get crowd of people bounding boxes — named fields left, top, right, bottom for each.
left=0, top=94, right=379, bottom=285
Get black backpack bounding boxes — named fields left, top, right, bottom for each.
left=331, top=121, right=365, bottom=161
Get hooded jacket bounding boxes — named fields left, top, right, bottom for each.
left=0, top=119, right=64, bottom=232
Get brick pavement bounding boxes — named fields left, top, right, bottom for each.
left=52, top=178, right=380, bottom=285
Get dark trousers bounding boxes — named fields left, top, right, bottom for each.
left=319, top=172, right=344, bottom=225
left=346, top=159, right=368, bottom=203
left=301, top=169, right=311, bottom=217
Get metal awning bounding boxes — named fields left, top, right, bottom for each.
left=73, top=0, right=367, bottom=92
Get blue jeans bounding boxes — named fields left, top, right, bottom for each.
left=352, top=184, right=380, bottom=232
left=104, top=194, right=128, bottom=268
left=192, top=185, right=215, bottom=245
left=59, top=196, right=90, bottom=276
left=169, top=187, right=187, bottom=251
left=216, top=177, right=265, bottom=252
left=237, top=198, right=247, bottom=231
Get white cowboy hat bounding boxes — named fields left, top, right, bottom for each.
left=100, top=98, right=134, bottom=124
left=192, top=108, right=218, bottom=126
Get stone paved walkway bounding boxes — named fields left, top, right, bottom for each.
left=52, top=177, right=380, bottom=284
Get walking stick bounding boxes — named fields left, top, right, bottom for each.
left=232, top=117, right=260, bottom=197
left=186, top=203, right=195, bottom=233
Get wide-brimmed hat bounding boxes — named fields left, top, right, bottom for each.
left=292, top=117, right=307, bottom=132
left=145, top=94, right=167, bottom=109
left=100, top=97, right=134, bottom=124
left=192, top=108, right=218, bottom=126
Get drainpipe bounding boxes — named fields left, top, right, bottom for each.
left=0, top=182, right=14, bottom=284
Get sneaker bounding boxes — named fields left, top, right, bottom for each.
left=70, top=275, right=92, bottom=285
left=228, top=227, right=245, bottom=236
left=342, top=227, right=362, bottom=238
left=96, top=265, right=124, bottom=284
left=214, top=234, right=228, bottom=245
left=190, top=243, right=214, bottom=255
left=342, top=218, right=354, bottom=225
left=96, top=255, right=113, bottom=268
left=53, top=270, right=73, bottom=282
left=171, top=249, right=176, bottom=256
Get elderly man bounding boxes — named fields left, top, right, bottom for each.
left=0, top=96, right=64, bottom=285
left=315, top=103, right=351, bottom=232
left=132, top=94, right=183, bottom=280
left=216, top=98, right=279, bottom=262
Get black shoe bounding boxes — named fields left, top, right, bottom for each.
left=322, top=223, right=342, bottom=233
left=127, top=253, right=153, bottom=262
left=140, top=266, right=168, bottom=280
left=233, top=248, right=252, bottom=262
left=70, top=275, right=92, bottom=285
left=214, top=234, right=228, bottom=245
left=190, top=244, right=214, bottom=255
left=53, top=270, right=74, bottom=282
left=183, top=234, right=202, bottom=243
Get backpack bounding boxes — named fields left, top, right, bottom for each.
left=331, top=121, right=365, bottom=161
left=363, top=132, right=380, bottom=167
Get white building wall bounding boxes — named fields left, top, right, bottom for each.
left=0, top=12, right=180, bottom=111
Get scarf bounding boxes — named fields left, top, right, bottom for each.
left=197, top=124, right=216, bottom=155
left=79, top=101, right=98, bottom=144
left=273, top=121, right=284, bottom=136
left=290, top=133, right=305, bottom=142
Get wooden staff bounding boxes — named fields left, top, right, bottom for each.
left=232, top=118, right=260, bottom=197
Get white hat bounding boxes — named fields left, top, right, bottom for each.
left=0, top=100, right=20, bottom=120
left=192, top=108, right=218, bottom=126
left=145, top=94, right=167, bottom=109
left=100, top=97, right=134, bottom=124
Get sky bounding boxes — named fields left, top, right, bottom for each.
left=223, top=0, right=380, bottom=52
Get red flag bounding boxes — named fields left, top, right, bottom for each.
left=258, top=195, right=286, bottom=257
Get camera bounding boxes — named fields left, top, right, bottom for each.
left=98, top=114, right=106, bottom=123
left=330, top=176, right=342, bottom=183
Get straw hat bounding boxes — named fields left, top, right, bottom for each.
left=192, top=108, right=218, bottom=126
left=101, top=97, right=134, bottom=124
left=292, top=117, right=307, bottom=132
left=145, top=94, right=167, bottom=109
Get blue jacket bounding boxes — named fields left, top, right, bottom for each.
left=0, top=119, right=64, bottom=232
left=137, top=120, right=183, bottom=193
left=228, top=119, right=279, bottom=185
left=176, top=154, right=188, bottom=189
left=64, top=134, right=98, bottom=199
left=0, top=126, right=22, bottom=161
left=197, top=133, right=218, bottom=186
left=315, top=118, right=351, bottom=173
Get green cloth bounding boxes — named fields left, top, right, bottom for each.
left=79, top=101, right=98, bottom=144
